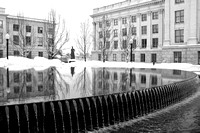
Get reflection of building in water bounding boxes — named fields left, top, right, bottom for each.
left=0, top=68, right=7, bottom=102
left=92, top=68, right=191, bottom=95
left=7, top=67, right=55, bottom=101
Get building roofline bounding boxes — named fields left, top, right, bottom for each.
left=7, top=15, right=49, bottom=23
left=91, top=0, right=164, bottom=18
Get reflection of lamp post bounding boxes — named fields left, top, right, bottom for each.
left=5, top=33, right=10, bottom=60
left=6, top=68, right=10, bottom=93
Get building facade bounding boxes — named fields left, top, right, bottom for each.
left=91, top=0, right=200, bottom=64
left=0, top=7, right=51, bottom=59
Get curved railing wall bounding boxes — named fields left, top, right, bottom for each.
left=0, top=74, right=199, bottom=133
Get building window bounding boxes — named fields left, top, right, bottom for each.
left=99, top=31, right=103, bottom=38
left=131, top=16, right=136, bottom=23
left=141, top=74, right=146, bottom=84
left=38, top=85, right=43, bottom=92
left=38, top=72, right=43, bottom=82
left=173, top=70, right=181, bottom=75
left=141, top=39, right=147, bottom=48
left=132, top=27, right=136, bottom=35
left=48, top=38, right=53, bottom=46
left=105, top=55, right=108, bottom=61
left=152, top=38, right=158, bottom=48
left=0, top=20, right=3, bottom=28
left=26, top=36, right=31, bottom=45
left=99, top=42, right=102, bottom=50
left=14, top=73, right=20, bottom=83
left=133, top=39, right=137, bottom=49
left=114, top=41, right=118, bottom=49
left=26, top=73, right=32, bottom=82
left=14, top=86, right=20, bottom=94
left=141, top=26, right=147, bottom=35
left=151, top=53, right=157, bottom=63
left=0, top=50, right=3, bottom=58
left=99, top=22, right=102, bottom=28
left=38, top=27, right=43, bottom=33
left=113, top=54, right=117, bottom=61
left=140, top=53, right=145, bottom=62
left=121, top=54, right=125, bottom=61
left=152, top=12, right=158, bottom=20
left=122, top=40, right=127, bottom=49
left=131, top=54, right=135, bottom=62
left=14, top=51, right=20, bottom=56
left=13, top=24, right=19, bottom=31
left=38, top=37, right=43, bottom=46
left=122, top=17, right=127, bottom=24
left=48, top=28, right=53, bottom=34
left=114, top=19, right=118, bottom=25
left=38, top=52, right=43, bottom=57
left=175, top=0, right=184, bottom=4
left=26, top=25, right=31, bottom=32
left=151, top=75, right=157, bottom=85
left=174, top=51, right=182, bottom=63
left=106, top=41, right=110, bottom=49
left=13, top=35, right=19, bottom=45
left=98, top=54, right=101, bottom=61
left=106, top=30, right=110, bottom=38
left=0, top=33, right=3, bottom=44
left=122, top=28, right=127, bottom=36
left=106, top=20, right=110, bottom=27
left=114, top=29, right=118, bottom=37
left=141, top=14, right=147, bottom=21
left=198, top=51, right=200, bottom=65
left=26, top=86, right=32, bottom=92
left=175, top=10, right=184, bottom=23
left=27, top=51, right=32, bottom=59
left=114, top=72, right=118, bottom=80
left=175, top=29, right=184, bottom=43
left=152, top=24, right=158, bottom=33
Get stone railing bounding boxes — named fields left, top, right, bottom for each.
left=0, top=72, right=198, bottom=133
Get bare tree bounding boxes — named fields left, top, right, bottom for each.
left=44, top=9, right=69, bottom=59
left=119, top=17, right=137, bottom=62
left=9, top=14, right=37, bottom=58
left=73, top=67, right=92, bottom=96
left=99, top=15, right=114, bottom=62
left=76, top=20, right=91, bottom=62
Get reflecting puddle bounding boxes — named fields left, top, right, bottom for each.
left=0, top=67, right=195, bottom=106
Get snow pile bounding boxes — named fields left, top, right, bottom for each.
left=0, top=56, right=199, bottom=74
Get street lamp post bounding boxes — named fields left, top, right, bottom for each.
left=130, top=43, right=133, bottom=62
left=5, top=33, right=10, bottom=60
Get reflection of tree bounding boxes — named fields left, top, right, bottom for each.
left=74, top=67, right=92, bottom=96
left=48, top=67, right=70, bottom=100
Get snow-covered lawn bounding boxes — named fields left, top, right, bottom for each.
left=1, top=56, right=200, bottom=75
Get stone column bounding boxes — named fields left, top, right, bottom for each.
left=119, top=17, right=122, bottom=50
left=92, top=22, right=97, bottom=50
left=163, top=0, right=170, bottom=46
left=159, top=9, right=164, bottom=48
left=137, top=13, right=141, bottom=48
left=188, top=0, right=198, bottom=44
left=147, top=11, right=152, bottom=49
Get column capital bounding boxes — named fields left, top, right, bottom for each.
left=92, top=22, right=96, bottom=25
left=159, top=9, right=164, bottom=14
left=136, top=13, right=141, bottom=17
left=147, top=11, right=152, bottom=15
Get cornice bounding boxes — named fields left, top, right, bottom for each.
left=90, top=0, right=165, bottom=18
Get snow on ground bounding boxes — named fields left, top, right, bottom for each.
left=1, top=56, right=200, bottom=75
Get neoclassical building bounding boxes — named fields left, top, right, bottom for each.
left=0, top=7, right=51, bottom=59
left=91, top=0, right=200, bottom=64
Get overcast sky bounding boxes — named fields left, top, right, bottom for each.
left=1, top=0, right=123, bottom=52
